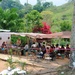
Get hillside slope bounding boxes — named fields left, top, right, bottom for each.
left=47, top=2, right=73, bottom=22
left=45, top=2, right=73, bottom=32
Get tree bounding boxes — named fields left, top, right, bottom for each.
left=25, top=10, right=43, bottom=32
left=43, top=2, right=53, bottom=9
left=33, top=0, right=43, bottom=12
left=61, top=15, right=67, bottom=20
left=37, top=0, right=41, bottom=5
left=24, top=3, right=32, bottom=14
left=41, top=11, right=53, bottom=25
left=41, top=22, right=52, bottom=34
left=60, top=20, right=71, bottom=31
left=33, top=22, right=52, bottom=34
left=0, top=0, right=2, bottom=2
left=0, top=0, right=23, bottom=10
left=33, top=4, right=43, bottom=12
left=0, top=8, right=24, bottom=32
left=70, top=0, right=75, bottom=67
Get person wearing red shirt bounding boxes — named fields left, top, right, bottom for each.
left=49, top=46, right=55, bottom=61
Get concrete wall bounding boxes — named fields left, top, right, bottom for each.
left=0, top=33, right=11, bottom=46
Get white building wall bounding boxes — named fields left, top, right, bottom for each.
left=0, top=33, right=11, bottom=46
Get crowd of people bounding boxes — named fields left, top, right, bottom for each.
left=0, top=38, right=22, bottom=54
left=26, top=41, right=71, bottom=60
left=34, top=43, right=71, bottom=60
left=0, top=38, right=71, bottom=61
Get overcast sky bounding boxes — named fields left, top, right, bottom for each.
left=20, top=0, right=68, bottom=6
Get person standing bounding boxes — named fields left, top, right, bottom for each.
left=16, top=38, right=21, bottom=47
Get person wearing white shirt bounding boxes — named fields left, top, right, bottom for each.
left=24, top=43, right=29, bottom=52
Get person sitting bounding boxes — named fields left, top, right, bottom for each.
left=49, top=46, right=55, bottom=61
left=37, top=49, right=43, bottom=58
left=59, top=45, right=65, bottom=54
left=55, top=44, right=59, bottom=51
left=41, top=45, right=46, bottom=59
left=23, top=43, right=29, bottom=55
left=51, top=44, right=55, bottom=49
left=58, top=45, right=65, bottom=59
left=54, top=44, right=60, bottom=56
left=46, top=46, right=50, bottom=54
left=31, top=42, right=38, bottom=53
left=65, top=44, right=70, bottom=58
left=24, top=43, right=29, bottom=52
left=1, top=42, right=6, bottom=53
left=16, top=38, right=21, bottom=47
left=31, top=42, right=37, bottom=48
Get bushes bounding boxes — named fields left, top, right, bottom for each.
left=11, top=35, right=29, bottom=46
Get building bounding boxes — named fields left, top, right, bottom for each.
left=0, top=29, right=11, bottom=46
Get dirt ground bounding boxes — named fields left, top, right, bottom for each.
left=0, top=57, right=69, bottom=75
left=0, top=59, right=44, bottom=74
left=0, top=53, right=73, bottom=75
left=0, top=60, right=7, bottom=71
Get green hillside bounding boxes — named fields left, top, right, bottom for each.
left=46, top=2, right=73, bottom=32
left=49, top=2, right=73, bottom=21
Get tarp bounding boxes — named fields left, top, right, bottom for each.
left=41, top=31, right=71, bottom=39
left=1, top=31, right=71, bottom=39
left=1, top=32, right=45, bottom=38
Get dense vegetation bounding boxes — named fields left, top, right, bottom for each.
left=0, top=0, right=73, bottom=45
left=0, top=0, right=73, bottom=33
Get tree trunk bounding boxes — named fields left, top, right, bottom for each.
left=70, top=1, right=75, bottom=67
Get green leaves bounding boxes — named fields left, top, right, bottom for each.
left=0, top=0, right=23, bottom=10
left=0, top=0, right=2, bottom=2
left=0, top=8, right=24, bottom=32
left=25, top=10, right=43, bottom=32
left=19, top=62, right=26, bottom=70
left=60, top=20, right=71, bottom=31
left=41, top=11, right=53, bottom=25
